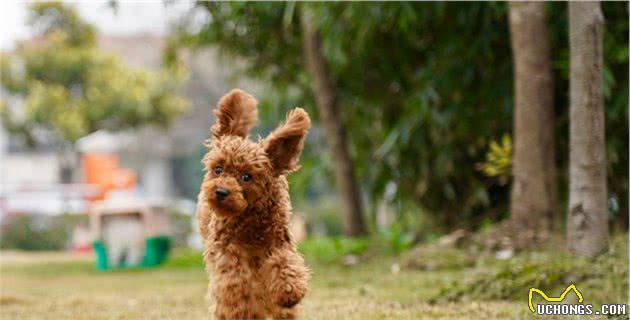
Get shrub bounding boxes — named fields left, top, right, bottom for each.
left=298, top=237, right=370, bottom=263
left=376, top=223, right=415, bottom=254
left=0, top=214, right=87, bottom=251
left=433, top=234, right=628, bottom=305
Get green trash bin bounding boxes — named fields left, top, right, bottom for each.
left=89, top=201, right=173, bottom=271
left=142, top=236, right=171, bottom=266
left=93, top=236, right=171, bottom=270
left=93, top=240, right=109, bottom=271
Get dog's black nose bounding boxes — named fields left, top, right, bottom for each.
left=215, top=188, right=229, bottom=201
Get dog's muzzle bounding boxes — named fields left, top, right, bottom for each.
left=215, top=188, right=230, bottom=202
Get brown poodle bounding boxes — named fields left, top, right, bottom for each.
left=196, top=89, right=310, bottom=319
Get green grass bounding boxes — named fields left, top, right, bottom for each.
left=1, top=235, right=627, bottom=319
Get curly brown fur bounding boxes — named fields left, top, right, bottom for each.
left=196, top=89, right=310, bottom=319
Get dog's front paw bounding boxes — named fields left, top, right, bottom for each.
left=276, top=283, right=307, bottom=308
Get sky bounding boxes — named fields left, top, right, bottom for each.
left=0, top=1, right=194, bottom=50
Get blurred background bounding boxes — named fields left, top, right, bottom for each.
left=0, top=2, right=627, bottom=319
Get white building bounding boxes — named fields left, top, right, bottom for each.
left=1, top=34, right=251, bottom=217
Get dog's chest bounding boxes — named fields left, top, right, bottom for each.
left=210, top=214, right=276, bottom=248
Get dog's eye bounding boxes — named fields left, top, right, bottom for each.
left=240, top=174, right=252, bottom=183
left=213, top=166, right=223, bottom=176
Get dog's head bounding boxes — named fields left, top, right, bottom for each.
left=202, top=89, right=310, bottom=216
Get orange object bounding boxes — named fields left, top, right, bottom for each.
left=113, top=168, right=137, bottom=190
left=82, top=153, right=136, bottom=201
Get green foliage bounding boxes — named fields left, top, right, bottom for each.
left=311, top=3, right=514, bottom=228
left=297, top=226, right=415, bottom=263
left=172, top=2, right=514, bottom=229
left=27, top=3, right=96, bottom=47
left=480, top=134, right=512, bottom=181
left=376, top=224, right=415, bottom=254
left=298, top=236, right=370, bottom=263
left=173, top=2, right=628, bottom=231
left=0, top=214, right=87, bottom=251
left=1, top=3, right=188, bottom=145
left=596, top=4, right=628, bottom=215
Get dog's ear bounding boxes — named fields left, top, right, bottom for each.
left=211, top=89, right=258, bottom=139
left=264, top=108, right=311, bottom=175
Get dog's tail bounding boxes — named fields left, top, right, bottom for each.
left=211, top=89, right=259, bottom=139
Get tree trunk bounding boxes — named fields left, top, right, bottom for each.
left=508, top=2, right=556, bottom=232
left=300, top=7, right=366, bottom=236
left=567, top=1, right=608, bottom=257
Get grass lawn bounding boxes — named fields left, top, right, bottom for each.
left=1, top=240, right=626, bottom=320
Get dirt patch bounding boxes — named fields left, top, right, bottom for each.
left=0, top=295, right=30, bottom=305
